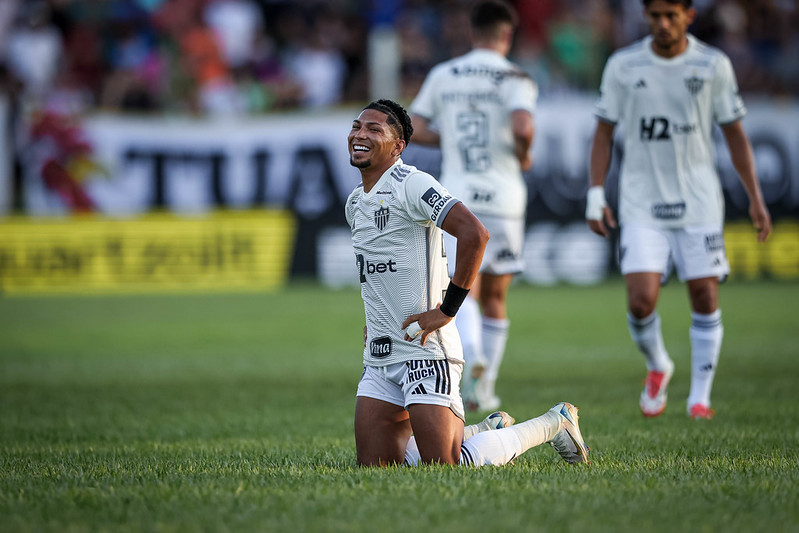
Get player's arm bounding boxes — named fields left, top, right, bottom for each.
left=721, top=121, right=772, bottom=242
left=586, top=120, right=618, bottom=237
left=401, top=203, right=488, bottom=345
left=410, top=114, right=441, bottom=147
left=512, top=109, right=534, bottom=171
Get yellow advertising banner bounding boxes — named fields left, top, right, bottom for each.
left=726, top=221, right=799, bottom=280
left=0, top=211, right=296, bottom=295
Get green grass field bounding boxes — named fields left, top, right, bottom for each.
left=1, top=280, right=797, bottom=532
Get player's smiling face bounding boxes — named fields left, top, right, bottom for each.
left=348, top=109, right=404, bottom=170
left=645, top=0, right=695, bottom=56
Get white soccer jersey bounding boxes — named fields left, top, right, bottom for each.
left=595, top=34, right=746, bottom=228
left=345, top=159, right=464, bottom=367
left=410, top=48, right=537, bottom=218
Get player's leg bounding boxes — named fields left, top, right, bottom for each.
left=405, top=410, right=515, bottom=466
left=443, top=231, right=485, bottom=410
left=355, top=364, right=413, bottom=466
left=407, top=403, right=464, bottom=464
left=477, top=271, right=514, bottom=411
left=621, top=225, right=675, bottom=417
left=459, top=277, right=486, bottom=412
left=626, top=272, right=675, bottom=416
left=676, top=226, right=728, bottom=419
left=686, top=277, right=722, bottom=419
left=400, top=359, right=466, bottom=465
left=473, top=215, right=525, bottom=412
left=355, top=396, right=412, bottom=466
left=460, top=402, right=589, bottom=466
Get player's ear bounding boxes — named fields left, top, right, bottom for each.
left=393, top=139, right=406, bottom=157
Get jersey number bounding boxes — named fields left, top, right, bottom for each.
left=457, top=112, right=491, bottom=172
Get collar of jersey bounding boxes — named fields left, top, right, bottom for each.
left=468, top=47, right=507, bottom=63
left=644, top=33, right=695, bottom=66
left=362, top=158, right=404, bottom=199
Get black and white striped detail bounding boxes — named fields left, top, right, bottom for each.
left=460, top=443, right=476, bottom=466
left=691, top=311, right=722, bottom=331
left=433, top=360, right=451, bottom=395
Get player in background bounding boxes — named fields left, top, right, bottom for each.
left=409, top=0, right=536, bottom=412
left=586, top=0, right=771, bottom=419
left=347, top=99, right=588, bottom=466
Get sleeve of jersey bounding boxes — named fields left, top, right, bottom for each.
left=400, top=171, right=459, bottom=229
left=409, top=67, right=440, bottom=120
left=506, top=75, right=537, bottom=114
left=712, top=55, right=746, bottom=125
left=594, top=58, right=622, bottom=124
left=344, top=187, right=360, bottom=229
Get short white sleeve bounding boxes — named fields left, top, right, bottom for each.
left=409, top=66, right=443, bottom=120
left=712, top=54, right=746, bottom=125
left=595, top=57, right=623, bottom=123
left=400, top=171, right=459, bottom=228
left=505, top=73, right=537, bottom=115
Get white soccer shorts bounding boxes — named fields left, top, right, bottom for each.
left=357, top=359, right=465, bottom=422
left=620, top=224, right=730, bottom=282
left=444, top=214, right=525, bottom=277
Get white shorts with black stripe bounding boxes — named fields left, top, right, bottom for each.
left=357, top=359, right=465, bottom=422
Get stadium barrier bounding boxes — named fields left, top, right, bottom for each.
left=0, top=211, right=295, bottom=295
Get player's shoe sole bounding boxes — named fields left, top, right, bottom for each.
left=640, top=361, right=674, bottom=417
left=548, top=402, right=590, bottom=464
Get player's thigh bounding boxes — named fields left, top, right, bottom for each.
left=354, top=396, right=412, bottom=466
left=479, top=272, right=513, bottom=318
left=407, top=403, right=464, bottom=465
left=355, top=365, right=413, bottom=466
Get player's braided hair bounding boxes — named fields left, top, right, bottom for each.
left=363, top=99, right=414, bottom=146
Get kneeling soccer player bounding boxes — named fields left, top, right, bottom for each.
left=346, top=98, right=589, bottom=466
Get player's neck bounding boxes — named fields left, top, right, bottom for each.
left=359, top=160, right=398, bottom=193
left=472, top=39, right=509, bottom=57
left=650, top=35, right=689, bottom=59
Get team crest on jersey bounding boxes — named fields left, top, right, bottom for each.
left=374, top=205, right=389, bottom=231
left=685, top=75, right=704, bottom=96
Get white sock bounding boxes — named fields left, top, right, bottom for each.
left=687, top=309, right=723, bottom=408
left=627, top=311, right=672, bottom=372
left=456, top=296, right=484, bottom=369
left=481, top=316, right=510, bottom=400
left=460, top=410, right=562, bottom=466
left=404, top=436, right=421, bottom=466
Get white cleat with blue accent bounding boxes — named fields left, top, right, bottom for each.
left=547, top=402, right=590, bottom=464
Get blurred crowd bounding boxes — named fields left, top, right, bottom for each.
left=0, top=0, right=797, bottom=118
